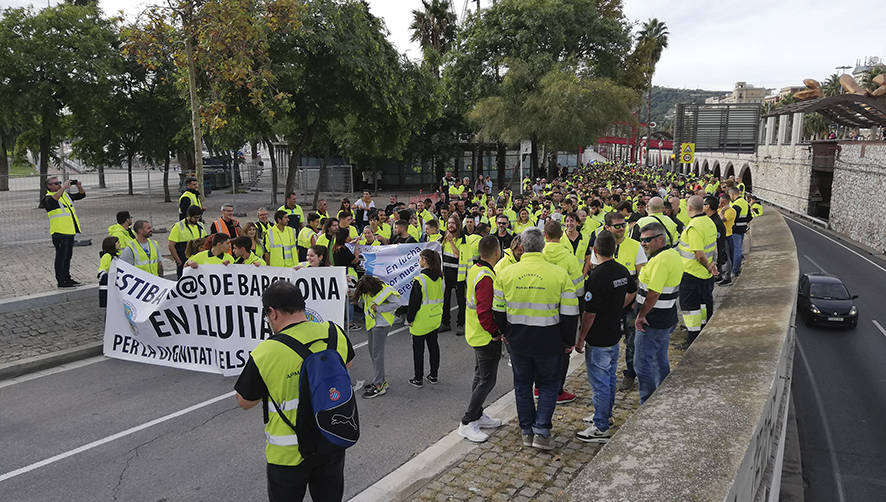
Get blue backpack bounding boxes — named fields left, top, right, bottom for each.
left=269, top=322, right=359, bottom=456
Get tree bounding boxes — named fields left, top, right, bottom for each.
left=1, top=4, right=120, bottom=195
left=449, top=0, right=635, bottom=178
left=410, top=0, right=457, bottom=77
left=637, top=18, right=668, bottom=165
left=822, top=73, right=842, bottom=97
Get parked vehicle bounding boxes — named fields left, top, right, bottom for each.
left=798, top=273, right=858, bottom=328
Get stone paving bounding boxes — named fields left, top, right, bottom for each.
left=0, top=297, right=106, bottom=364
left=408, top=330, right=690, bottom=502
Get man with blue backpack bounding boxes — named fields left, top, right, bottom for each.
left=235, top=281, right=358, bottom=502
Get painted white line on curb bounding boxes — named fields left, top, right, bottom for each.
left=873, top=320, right=886, bottom=338
left=0, top=391, right=236, bottom=484
left=784, top=215, right=886, bottom=274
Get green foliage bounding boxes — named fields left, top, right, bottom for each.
left=639, top=86, right=727, bottom=125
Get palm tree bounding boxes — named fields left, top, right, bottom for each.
left=638, top=18, right=668, bottom=165
left=409, top=0, right=457, bottom=71
left=822, top=73, right=842, bottom=97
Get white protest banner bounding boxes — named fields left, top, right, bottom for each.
left=103, top=260, right=346, bottom=376
left=359, top=242, right=442, bottom=304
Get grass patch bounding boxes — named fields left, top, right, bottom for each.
left=7, top=159, right=37, bottom=177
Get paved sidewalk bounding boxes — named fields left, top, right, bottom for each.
left=0, top=297, right=105, bottom=365
left=404, top=331, right=689, bottom=502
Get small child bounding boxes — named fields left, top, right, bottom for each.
left=352, top=274, right=401, bottom=398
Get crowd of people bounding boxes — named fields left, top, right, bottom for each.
left=43, top=161, right=762, bottom=500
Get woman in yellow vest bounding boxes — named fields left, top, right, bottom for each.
left=243, top=222, right=265, bottom=260
left=405, top=249, right=444, bottom=388
left=337, top=198, right=354, bottom=221
left=359, top=225, right=382, bottom=246
left=97, top=236, right=120, bottom=308
left=513, top=208, right=534, bottom=234
left=352, top=274, right=401, bottom=398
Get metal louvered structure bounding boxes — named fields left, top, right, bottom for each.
left=673, top=103, right=761, bottom=155
left=762, top=94, right=886, bottom=129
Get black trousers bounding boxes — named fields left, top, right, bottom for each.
left=412, top=330, right=440, bottom=380
left=462, top=340, right=502, bottom=424
left=174, top=242, right=188, bottom=279
left=266, top=450, right=345, bottom=502
left=442, top=271, right=466, bottom=328
left=559, top=351, right=570, bottom=392
left=51, top=233, right=74, bottom=285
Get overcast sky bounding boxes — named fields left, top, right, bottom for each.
left=3, top=0, right=883, bottom=92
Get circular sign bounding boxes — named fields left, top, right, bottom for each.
left=649, top=121, right=657, bottom=128
left=681, top=153, right=693, bottom=163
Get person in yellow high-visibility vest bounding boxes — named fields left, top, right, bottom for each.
left=353, top=275, right=401, bottom=398
left=458, top=235, right=505, bottom=443
left=406, top=249, right=444, bottom=387
left=234, top=281, right=355, bottom=501
left=677, top=196, right=718, bottom=349
left=41, top=177, right=86, bottom=287
left=119, top=220, right=163, bottom=277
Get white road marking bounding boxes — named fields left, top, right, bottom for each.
left=803, top=254, right=828, bottom=274
left=784, top=215, right=886, bottom=274
left=0, top=356, right=106, bottom=390
left=873, top=320, right=886, bottom=338
left=795, top=337, right=847, bottom=502
left=0, top=391, right=236, bottom=484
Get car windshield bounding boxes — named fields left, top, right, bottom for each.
left=809, top=282, right=849, bottom=300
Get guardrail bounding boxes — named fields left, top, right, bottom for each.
left=567, top=211, right=798, bottom=501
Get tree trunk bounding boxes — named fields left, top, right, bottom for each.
left=0, top=129, right=9, bottom=192
left=313, top=154, right=329, bottom=209
left=97, top=164, right=106, bottom=188
left=264, top=138, right=278, bottom=206
left=163, top=150, right=171, bottom=202
left=184, top=20, right=204, bottom=203
left=250, top=140, right=259, bottom=159
left=38, top=118, right=51, bottom=199
left=476, top=144, right=483, bottom=183
left=645, top=81, right=653, bottom=167
left=470, top=143, right=478, bottom=182
left=285, top=149, right=299, bottom=195
left=529, top=136, right=538, bottom=180
left=496, top=142, right=506, bottom=191
left=127, top=153, right=134, bottom=196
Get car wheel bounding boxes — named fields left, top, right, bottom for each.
left=848, top=320, right=857, bottom=330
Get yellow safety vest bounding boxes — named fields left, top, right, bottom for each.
left=363, top=284, right=400, bottom=331
left=732, top=197, right=751, bottom=234
left=442, top=236, right=472, bottom=281
left=297, top=226, right=317, bottom=250
left=127, top=239, right=160, bottom=276
left=277, top=204, right=305, bottom=227
left=613, top=237, right=643, bottom=276
left=190, top=250, right=233, bottom=265
left=637, top=248, right=683, bottom=314
left=493, top=249, right=518, bottom=275
left=410, top=272, right=443, bottom=336
left=251, top=322, right=349, bottom=466
left=542, top=242, right=585, bottom=295
left=678, top=215, right=717, bottom=279
left=237, top=252, right=266, bottom=266
left=168, top=219, right=206, bottom=243
left=107, top=223, right=135, bottom=249
left=465, top=263, right=495, bottom=347
left=492, top=252, right=579, bottom=329
left=46, top=191, right=81, bottom=235
left=178, top=190, right=202, bottom=214
left=635, top=213, right=678, bottom=248
left=265, top=226, right=297, bottom=267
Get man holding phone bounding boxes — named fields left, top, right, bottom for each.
left=41, top=177, right=86, bottom=288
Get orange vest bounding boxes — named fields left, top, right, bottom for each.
left=212, top=218, right=238, bottom=237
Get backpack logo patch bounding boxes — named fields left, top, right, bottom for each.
left=329, top=387, right=341, bottom=401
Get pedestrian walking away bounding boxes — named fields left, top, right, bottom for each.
left=458, top=235, right=505, bottom=443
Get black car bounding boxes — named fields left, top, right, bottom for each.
left=798, top=273, right=858, bottom=328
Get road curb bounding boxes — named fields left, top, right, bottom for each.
left=0, top=285, right=97, bottom=314
left=0, top=343, right=103, bottom=381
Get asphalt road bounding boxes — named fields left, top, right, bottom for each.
left=0, top=311, right=515, bottom=501
left=786, top=216, right=886, bottom=502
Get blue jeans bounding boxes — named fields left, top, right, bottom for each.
left=634, top=325, right=675, bottom=403
left=731, top=233, right=744, bottom=275
left=586, top=344, right=619, bottom=432
left=621, top=309, right=636, bottom=378
left=508, top=347, right=560, bottom=436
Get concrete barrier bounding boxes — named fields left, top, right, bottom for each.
left=566, top=211, right=798, bottom=501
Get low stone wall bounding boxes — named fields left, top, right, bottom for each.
left=753, top=145, right=812, bottom=215
left=829, top=142, right=886, bottom=253
left=566, top=211, right=798, bottom=502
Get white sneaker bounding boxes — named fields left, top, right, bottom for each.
left=475, top=414, right=503, bottom=429
left=458, top=421, right=489, bottom=443
left=575, top=424, right=612, bottom=443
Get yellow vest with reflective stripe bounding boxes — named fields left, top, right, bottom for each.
left=492, top=253, right=579, bottom=328
left=542, top=241, right=585, bottom=295
left=465, top=263, right=495, bottom=347
left=266, top=226, right=297, bottom=267
left=410, top=273, right=443, bottom=336
left=297, top=226, right=317, bottom=249
left=442, top=236, right=472, bottom=281
left=637, top=247, right=683, bottom=310
left=127, top=239, right=160, bottom=276
left=678, top=216, right=717, bottom=279
left=493, top=249, right=518, bottom=275
left=108, top=223, right=135, bottom=248
left=363, top=284, right=400, bottom=331
left=251, top=322, right=349, bottom=466
left=168, top=219, right=206, bottom=243
left=732, top=197, right=751, bottom=234
left=46, top=191, right=81, bottom=235
left=178, top=190, right=202, bottom=213
left=614, top=237, right=643, bottom=276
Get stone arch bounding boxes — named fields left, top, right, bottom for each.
left=725, top=163, right=735, bottom=179
left=738, top=164, right=752, bottom=193
left=713, top=161, right=721, bottom=178
left=692, top=159, right=700, bottom=176
left=701, top=159, right=710, bottom=175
